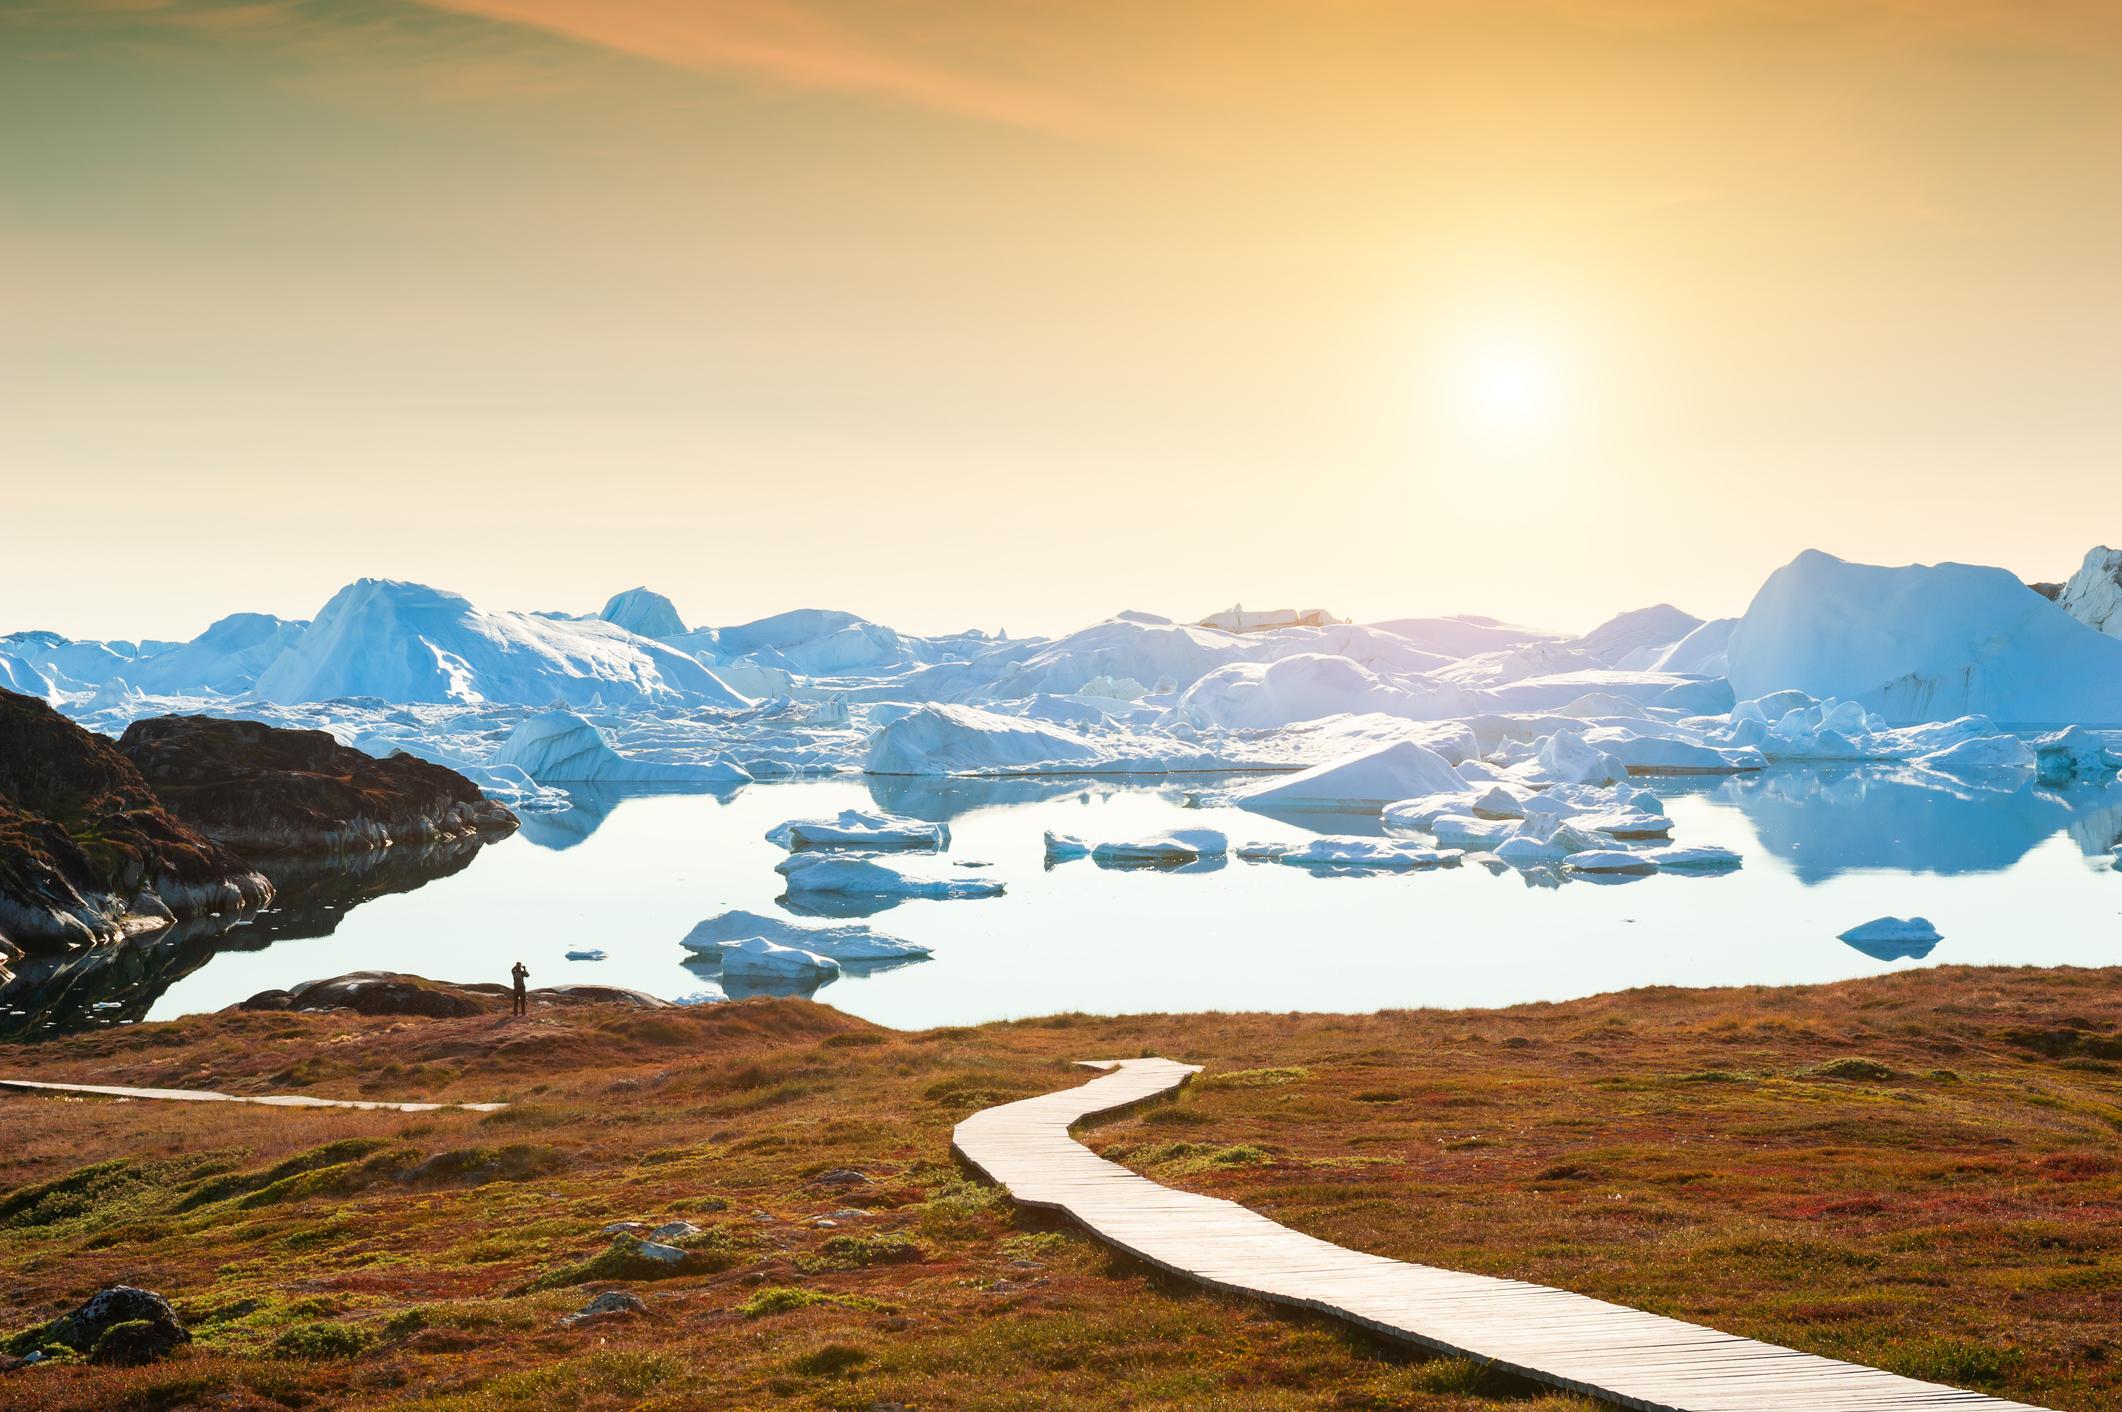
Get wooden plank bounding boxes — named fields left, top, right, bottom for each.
left=953, top=1058, right=2053, bottom=1412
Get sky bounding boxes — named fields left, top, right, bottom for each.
left=4, top=0, right=2121, bottom=642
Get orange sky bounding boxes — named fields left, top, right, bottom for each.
left=4, top=0, right=2120, bottom=640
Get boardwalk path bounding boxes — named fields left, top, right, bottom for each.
left=953, top=1058, right=2053, bottom=1412
left=0, top=1077, right=504, bottom=1113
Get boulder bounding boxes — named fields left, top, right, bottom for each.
left=19, top=1286, right=189, bottom=1365
left=561, top=1290, right=647, bottom=1328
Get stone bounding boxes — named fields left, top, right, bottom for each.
left=31, top=1286, right=189, bottom=1364
left=561, top=1290, right=647, bottom=1328
left=815, top=1168, right=870, bottom=1188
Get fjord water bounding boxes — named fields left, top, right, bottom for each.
left=135, top=765, right=2122, bottom=1030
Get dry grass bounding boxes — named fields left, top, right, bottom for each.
left=0, top=965, right=2115, bottom=1410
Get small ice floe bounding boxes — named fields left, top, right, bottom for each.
left=718, top=936, right=841, bottom=982
left=2034, top=726, right=2122, bottom=787
left=765, top=808, right=948, bottom=852
left=564, top=948, right=608, bottom=961
left=1427, top=813, right=1516, bottom=851
left=679, top=910, right=931, bottom=964
left=1638, top=845, right=1742, bottom=872
left=1563, top=849, right=1661, bottom=875
left=1572, top=807, right=1673, bottom=842
left=776, top=853, right=1004, bottom=900
left=1258, top=837, right=1462, bottom=870
left=1045, top=828, right=1227, bottom=867
left=1836, top=916, right=1943, bottom=960
left=1043, top=830, right=1091, bottom=861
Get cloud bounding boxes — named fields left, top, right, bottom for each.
left=411, top=0, right=1088, bottom=133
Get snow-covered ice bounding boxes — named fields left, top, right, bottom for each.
left=1229, top=739, right=1466, bottom=814
left=765, top=809, right=949, bottom=852
left=775, top=854, right=1006, bottom=900
left=492, top=711, right=753, bottom=784
left=716, top=936, right=841, bottom=982
left=1248, top=837, right=1462, bottom=870
left=679, top=910, right=931, bottom=964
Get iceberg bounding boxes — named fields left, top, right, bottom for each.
left=1043, top=830, right=1091, bottom=861
left=1563, top=849, right=1660, bottom=874
left=866, top=703, right=1109, bottom=775
left=492, top=711, right=753, bottom=784
left=2032, top=727, right=2121, bottom=787
left=255, top=579, right=750, bottom=708
left=776, top=853, right=1005, bottom=900
left=125, top=613, right=309, bottom=696
left=1230, top=739, right=1466, bottom=814
left=716, top=936, right=841, bottom=982
left=1085, top=829, right=1228, bottom=866
left=765, top=809, right=948, bottom=852
left=679, top=909, right=931, bottom=964
left=2055, top=546, right=2122, bottom=636
left=1726, top=550, right=2122, bottom=723
left=1836, top=915, right=1943, bottom=960
left=1257, top=837, right=1460, bottom=869
left=1167, top=654, right=1432, bottom=730
left=1569, top=604, right=1704, bottom=669
left=599, top=587, right=688, bottom=639
left=1427, top=813, right=1517, bottom=850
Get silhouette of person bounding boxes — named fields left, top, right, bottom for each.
left=510, top=961, right=529, bottom=1016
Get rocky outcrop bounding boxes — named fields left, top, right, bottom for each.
left=2055, top=546, right=2122, bottom=636
left=0, top=689, right=271, bottom=956
left=118, top=715, right=518, bottom=855
left=237, top=971, right=673, bottom=1017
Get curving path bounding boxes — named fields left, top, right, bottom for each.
left=0, top=1077, right=504, bottom=1113
left=953, top=1058, right=2053, bottom=1412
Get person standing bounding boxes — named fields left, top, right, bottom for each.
left=510, top=961, right=529, bottom=1016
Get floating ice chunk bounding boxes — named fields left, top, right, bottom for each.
left=1584, top=731, right=1763, bottom=776
left=1571, top=807, right=1673, bottom=841
left=1234, top=840, right=1292, bottom=861
left=564, top=948, right=608, bottom=961
left=1563, top=849, right=1660, bottom=874
left=1492, top=821, right=1606, bottom=867
left=865, top=704, right=1109, bottom=775
left=1088, top=829, right=1228, bottom=866
left=1468, top=785, right=1527, bottom=819
left=2031, top=726, right=2120, bottom=786
left=765, top=809, right=948, bottom=852
left=679, top=909, right=931, bottom=963
left=1231, top=739, right=1466, bottom=814
left=1838, top=915, right=1941, bottom=944
left=717, top=936, right=841, bottom=981
left=1528, top=729, right=1628, bottom=786
left=1264, top=837, right=1461, bottom=870
left=1639, top=845, right=1742, bottom=871
left=1428, top=813, right=1517, bottom=850
left=493, top=711, right=753, bottom=784
left=776, top=853, right=1005, bottom=900
left=1043, top=831, right=1091, bottom=861
left=1917, top=733, right=2037, bottom=774
left=1836, top=916, right=1943, bottom=960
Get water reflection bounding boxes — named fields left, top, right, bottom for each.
left=1705, top=766, right=2122, bottom=882
left=515, top=783, right=746, bottom=850
left=0, top=836, right=494, bottom=1040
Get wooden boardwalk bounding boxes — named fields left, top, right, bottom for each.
left=0, top=1077, right=504, bottom=1113
left=953, top=1058, right=2053, bottom=1412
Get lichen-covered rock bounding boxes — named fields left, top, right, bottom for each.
left=9, top=1286, right=189, bottom=1365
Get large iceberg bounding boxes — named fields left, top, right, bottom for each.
left=1726, top=551, right=2122, bottom=723
left=255, top=579, right=750, bottom=708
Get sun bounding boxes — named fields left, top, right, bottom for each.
left=1463, top=339, right=1558, bottom=435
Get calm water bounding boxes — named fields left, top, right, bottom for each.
left=129, top=766, right=2122, bottom=1030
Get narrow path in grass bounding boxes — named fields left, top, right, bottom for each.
left=0, top=1077, right=505, bottom=1113
left=954, top=1057, right=2056, bottom=1412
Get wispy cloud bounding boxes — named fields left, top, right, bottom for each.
left=411, top=0, right=1088, bottom=133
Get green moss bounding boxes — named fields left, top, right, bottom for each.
left=270, top=1321, right=373, bottom=1360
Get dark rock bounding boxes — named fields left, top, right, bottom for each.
left=118, top=715, right=516, bottom=855
left=815, top=1168, right=871, bottom=1188
left=2029, top=580, right=2065, bottom=602
left=17, top=1286, right=188, bottom=1364
left=561, top=1290, right=647, bottom=1327
left=239, top=972, right=486, bottom=1018
left=233, top=972, right=673, bottom=1018
left=0, top=690, right=271, bottom=955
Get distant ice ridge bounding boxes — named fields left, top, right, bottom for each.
left=256, top=579, right=750, bottom=708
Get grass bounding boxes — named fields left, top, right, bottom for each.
left=0, top=966, right=2114, bottom=1409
